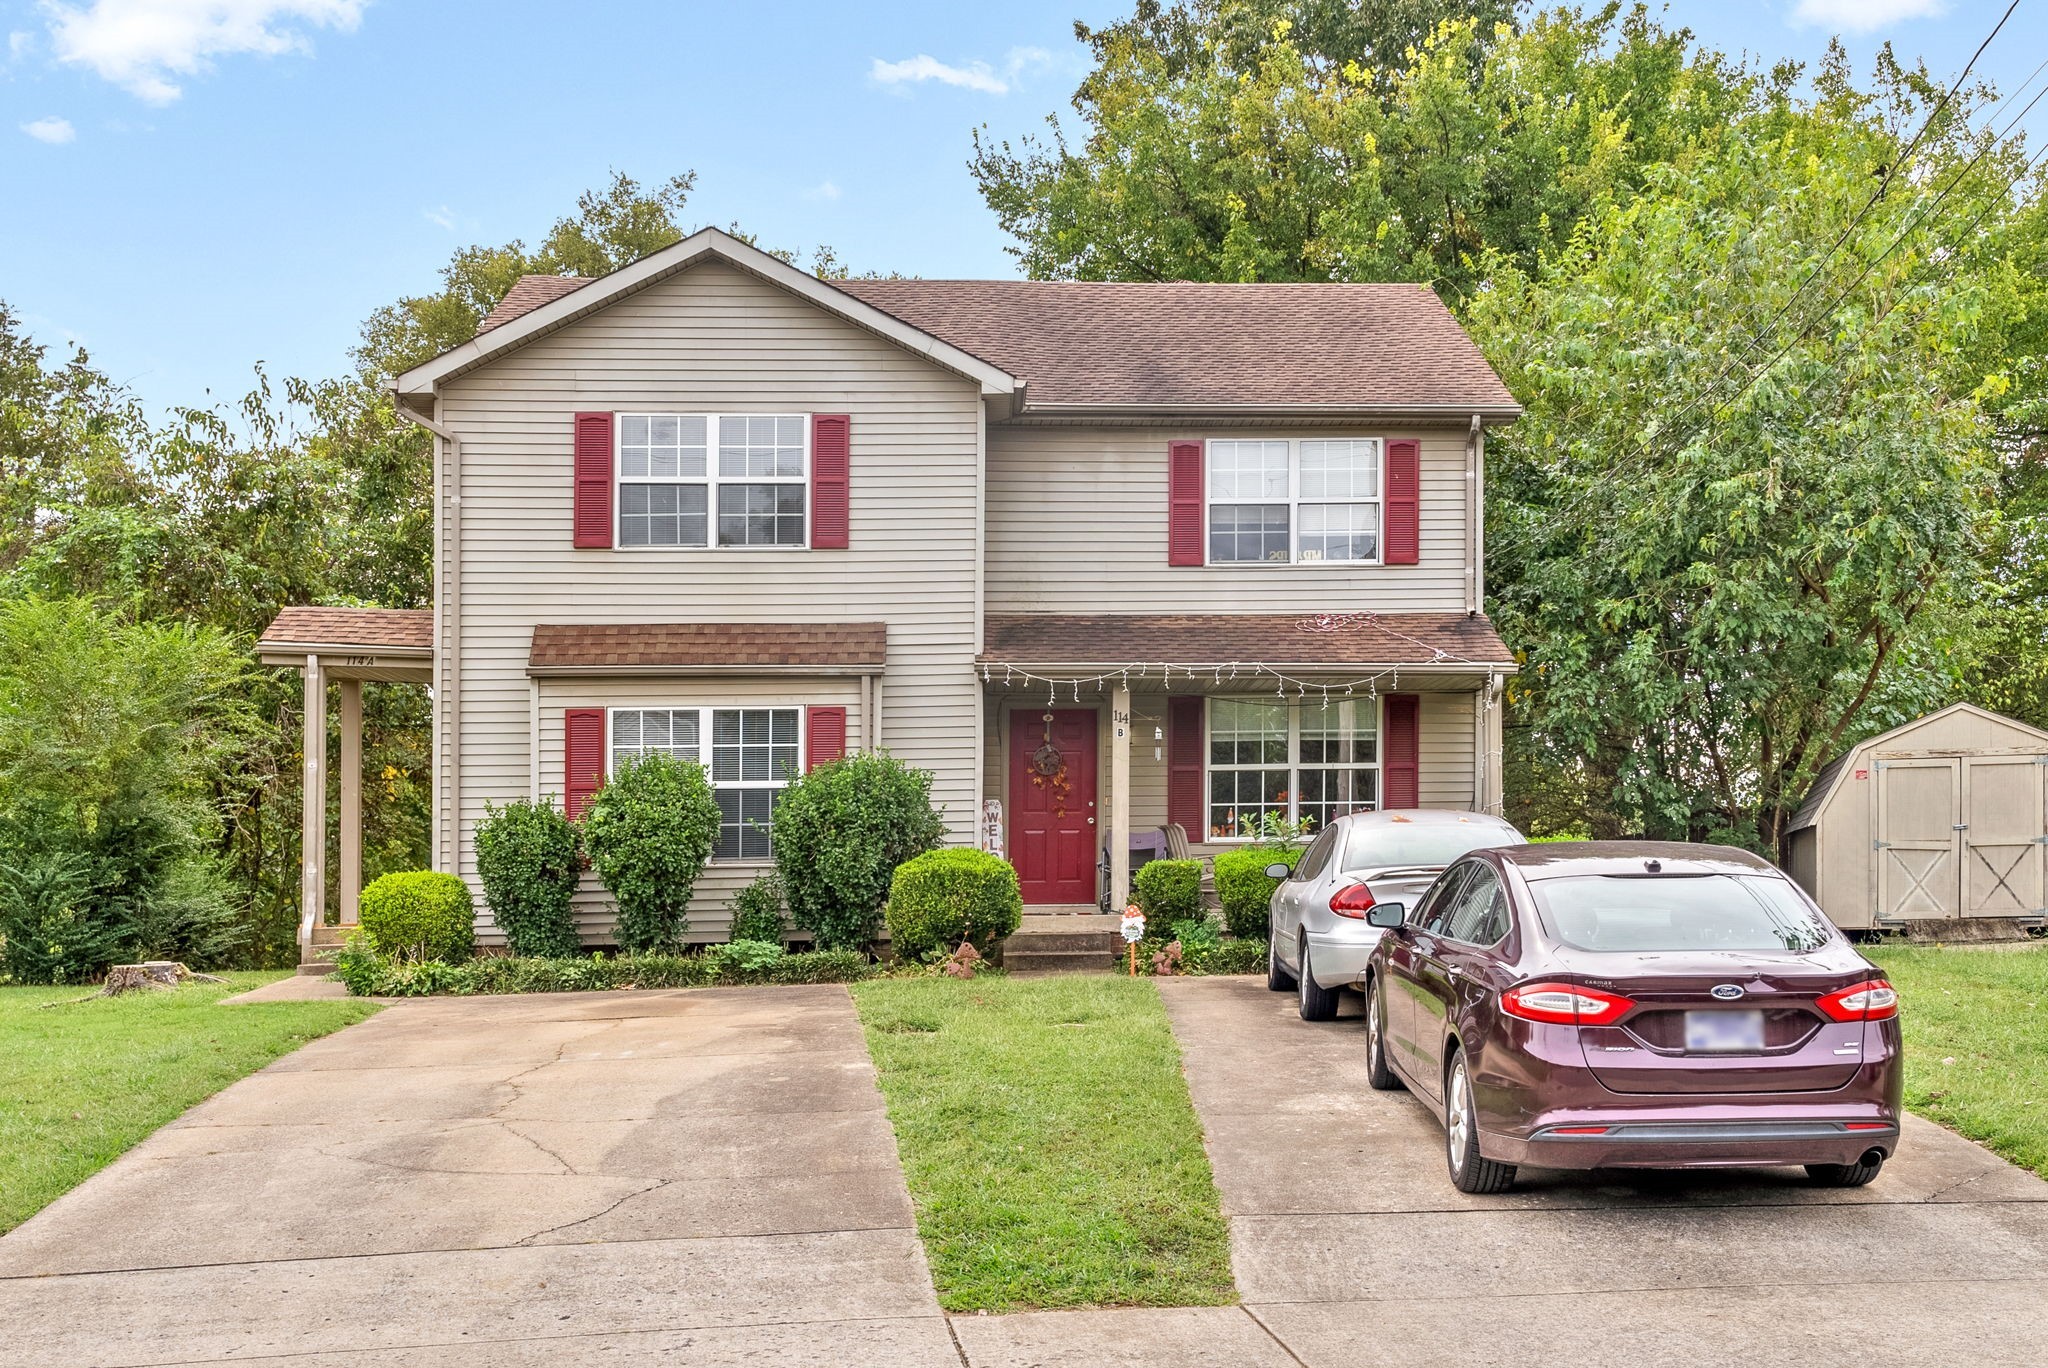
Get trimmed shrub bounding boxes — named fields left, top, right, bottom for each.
left=582, top=752, right=721, bottom=954
left=772, top=753, right=945, bottom=950
left=1194, top=937, right=1268, bottom=976
left=474, top=797, right=583, bottom=959
left=884, top=848, right=1024, bottom=960
left=332, top=942, right=871, bottom=996
left=0, top=850, right=126, bottom=986
left=358, top=871, right=474, bottom=963
left=1213, top=845, right=1302, bottom=940
left=728, top=871, right=788, bottom=946
left=1133, top=859, right=1202, bottom=932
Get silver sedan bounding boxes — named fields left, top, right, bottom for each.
left=1266, top=809, right=1526, bottom=1021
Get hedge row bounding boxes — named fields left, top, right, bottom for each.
left=334, top=940, right=871, bottom=997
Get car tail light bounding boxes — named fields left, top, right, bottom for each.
left=1817, top=980, right=1899, bottom=1022
left=1500, top=982, right=1635, bottom=1025
left=1328, top=883, right=1377, bottom=919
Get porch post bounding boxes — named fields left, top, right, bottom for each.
left=338, top=677, right=363, bottom=926
left=299, top=654, right=328, bottom=959
left=1110, top=684, right=1132, bottom=909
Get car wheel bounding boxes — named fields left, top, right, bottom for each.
left=1266, top=933, right=1296, bottom=992
left=1444, top=1051, right=1517, bottom=1194
left=1805, top=1156, right=1885, bottom=1188
left=1297, top=936, right=1340, bottom=1022
left=1364, top=976, right=1402, bottom=1091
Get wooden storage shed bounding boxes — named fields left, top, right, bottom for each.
left=1786, top=703, right=2048, bottom=931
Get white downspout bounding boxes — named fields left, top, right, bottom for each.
left=399, top=404, right=462, bottom=876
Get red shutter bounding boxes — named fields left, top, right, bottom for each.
left=564, top=708, right=606, bottom=819
left=1167, top=696, right=1205, bottom=835
left=572, top=412, right=614, bottom=549
left=1167, top=439, right=1205, bottom=566
left=1384, top=437, right=1420, bottom=565
left=811, top=414, right=850, bottom=549
left=1383, top=694, right=1419, bottom=810
left=806, top=705, right=848, bottom=770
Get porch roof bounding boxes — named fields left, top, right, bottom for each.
left=977, top=612, right=1516, bottom=672
left=257, top=606, right=434, bottom=681
left=527, top=622, right=888, bottom=676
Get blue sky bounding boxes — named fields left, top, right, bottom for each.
left=2, top=1, right=2042, bottom=416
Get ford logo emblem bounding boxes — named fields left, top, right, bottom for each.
left=1710, top=984, right=1745, bottom=1001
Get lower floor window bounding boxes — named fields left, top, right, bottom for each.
left=610, top=706, right=801, bottom=859
left=1208, top=696, right=1379, bottom=839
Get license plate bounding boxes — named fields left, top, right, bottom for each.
left=1685, top=1010, right=1764, bottom=1053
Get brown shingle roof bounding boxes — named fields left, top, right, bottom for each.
left=979, top=613, right=1515, bottom=669
left=528, top=622, right=888, bottom=672
left=835, top=280, right=1515, bottom=411
left=476, top=275, right=592, bottom=334
left=260, top=606, right=432, bottom=651
left=474, top=272, right=1516, bottom=412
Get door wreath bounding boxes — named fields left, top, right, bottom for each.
left=1027, top=714, right=1073, bottom=817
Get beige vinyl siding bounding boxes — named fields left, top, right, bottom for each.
left=531, top=677, right=863, bottom=945
left=438, top=260, right=983, bottom=923
left=985, top=425, right=1473, bottom=614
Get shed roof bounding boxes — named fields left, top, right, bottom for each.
left=1787, top=702, right=2048, bottom=833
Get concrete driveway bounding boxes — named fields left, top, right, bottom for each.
left=0, top=986, right=962, bottom=1368
left=1126, top=977, right=2048, bottom=1368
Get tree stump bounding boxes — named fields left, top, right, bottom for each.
left=94, top=962, right=224, bottom=997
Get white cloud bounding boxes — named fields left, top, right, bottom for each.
left=22, top=115, right=76, bottom=142
left=870, top=53, right=1009, bottom=95
left=41, top=0, right=366, bottom=103
left=1790, top=0, right=1947, bottom=33
left=422, top=204, right=456, bottom=231
left=8, top=29, right=34, bottom=60
left=802, top=179, right=840, bottom=202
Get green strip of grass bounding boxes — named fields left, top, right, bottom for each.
left=851, top=974, right=1235, bottom=1312
left=1868, top=943, right=2048, bottom=1178
left=0, top=973, right=381, bottom=1233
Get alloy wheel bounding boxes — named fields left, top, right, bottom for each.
left=1447, top=1059, right=1473, bottom=1170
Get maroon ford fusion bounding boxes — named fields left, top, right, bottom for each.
left=1359, top=842, right=1902, bottom=1194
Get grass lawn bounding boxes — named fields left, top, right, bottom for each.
left=1868, top=942, right=2048, bottom=1179
left=851, top=974, right=1235, bottom=1313
left=0, top=972, right=381, bottom=1233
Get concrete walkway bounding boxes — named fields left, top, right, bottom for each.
left=0, top=986, right=962, bottom=1367
left=1070, top=976, right=2047, bottom=1368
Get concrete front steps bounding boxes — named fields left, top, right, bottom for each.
left=1001, top=911, right=1122, bottom=974
left=297, top=921, right=351, bottom=976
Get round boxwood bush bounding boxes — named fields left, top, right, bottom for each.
left=1212, top=845, right=1303, bottom=940
left=728, top=870, right=788, bottom=946
left=1132, top=858, right=1203, bottom=934
left=884, top=848, right=1024, bottom=959
left=582, top=752, right=721, bottom=955
left=772, top=753, right=945, bottom=950
left=358, top=870, right=475, bottom=963
left=474, top=797, right=583, bottom=959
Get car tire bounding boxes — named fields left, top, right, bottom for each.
left=1444, top=1050, right=1517, bottom=1194
left=1266, top=933, right=1296, bottom=992
left=1804, top=1157, right=1885, bottom=1188
left=1297, top=937, right=1340, bottom=1022
left=1364, top=976, right=1401, bottom=1091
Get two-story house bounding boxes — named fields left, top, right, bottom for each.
left=260, top=228, right=1520, bottom=958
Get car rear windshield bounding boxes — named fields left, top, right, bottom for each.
left=1341, top=823, right=1516, bottom=873
left=1530, top=874, right=1832, bottom=953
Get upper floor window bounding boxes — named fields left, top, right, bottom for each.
left=1207, top=438, right=1382, bottom=565
left=617, top=413, right=807, bottom=549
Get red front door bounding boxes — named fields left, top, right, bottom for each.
left=1009, top=708, right=1099, bottom=905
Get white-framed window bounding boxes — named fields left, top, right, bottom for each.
left=1207, top=696, right=1380, bottom=839
left=1207, top=438, right=1382, bottom=564
left=608, top=706, right=803, bottom=859
left=616, top=413, right=808, bottom=549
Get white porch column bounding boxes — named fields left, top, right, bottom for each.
left=1110, top=685, right=1132, bottom=910
left=338, top=677, right=362, bottom=926
left=299, top=654, right=328, bottom=959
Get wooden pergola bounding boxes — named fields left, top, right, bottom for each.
left=257, top=607, right=433, bottom=963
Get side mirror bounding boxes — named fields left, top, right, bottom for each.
left=1263, top=862, right=1294, bottom=880
left=1365, top=903, right=1405, bottom=929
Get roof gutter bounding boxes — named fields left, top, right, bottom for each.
left=1006, top=401, right=1524, bottom=424
left=396, top=404, right=462, bottom=877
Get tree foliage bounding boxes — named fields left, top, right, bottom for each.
left=582, top=753, right=722, bottom=954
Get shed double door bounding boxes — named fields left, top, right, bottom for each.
left=1877, top=756, right=2047, bottom=920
